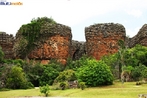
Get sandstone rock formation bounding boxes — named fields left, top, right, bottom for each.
left=85, top=23, right=126, bottom=60
left=13, top=17, right=72, bottom=65
left=2, top=19, right=147, bottom=65
left=71, top=40, right=86, bottom=60
left=128, top=24, right=147, bottom=48
left=0, top=32, right=15, bottom=59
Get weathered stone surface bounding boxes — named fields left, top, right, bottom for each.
left=0, top=32, right=15, bottom=59
left=85, top=23, right=126, bottom=60
left=128, top=24, right=147, bottom=48
left=14, top=23, right=72, bottom=65
left=3, top=22, right=147, bottom=65
left=71, top=40, right=86, bottom=60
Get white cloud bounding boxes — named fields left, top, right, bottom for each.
left=127, top=9, right=142, bottom=18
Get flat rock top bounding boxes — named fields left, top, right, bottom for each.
left=85, top=23, right=126, bottom=37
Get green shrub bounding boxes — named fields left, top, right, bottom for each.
left=76, top=60, right=114, bottom=87
left=39, top=62, right=62, bottom=86
left=59, top=82, right=69, bottom=90
left=24, top=62, right=44, bottom=87
left=132, top=64, right=147, bottom=81
left=40, top=84, right=50, bottom=97
left=6, top=66, right=33, bottom=89
left=79, top=82, right=86, bottom=90
left=39, top=66, right=59, bottom=86
left=65, top=55, right=93, bottom=71
left=54, top=69, right=77, bottom=83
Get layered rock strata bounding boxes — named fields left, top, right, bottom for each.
left=0, top=32, right=15, bottom=59
left=14, top=23, right=72, bottom=65
left=85, top=23, right=126, bottom=60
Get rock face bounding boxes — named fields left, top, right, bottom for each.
left=0, top=32, right=15, bottom=59
left=128, top=24, right=147, bottom=48
left=2, top=21, right=147, bottom=65
left=28, top=24, right=72, bottom=64
left=71, top=40, right=86, bottom=60
left=14, top=23, right=72, bottom=65
left=85, top=23, right=126, bottom=60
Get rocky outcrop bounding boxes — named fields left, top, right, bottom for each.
left=28, top=24, right=71, bottom=65
left=71, top=40, right=86, bottom=60
left=85, top=23, right=126, bottom=60
left=14, top=18, right=72, bottom=65
left=0, top=32, right=15, bottom=59
left=128, top=24, right=147, bottom=48
left=2, top=19, right=147, bottom=65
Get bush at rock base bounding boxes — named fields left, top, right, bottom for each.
left=76, top=59, right=114, bottom=87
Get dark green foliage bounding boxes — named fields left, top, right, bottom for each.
left=6, top=66, right=33, bottom=89
left=2, top=59, right=25, bottom=66
left=79, top=82, right=86, bottom=90
left=102, top=44, right=147, bottom=80
left=39, top=62, right=63, bottom=86
left=132, top=64, right=147, bottom=81
left=24, top=62, right=44, bottom=87
left=65, top=55, right=93, bottom=71
left=40, top=84, right=50, bottom=97
left=0, top=64, right=11, bottom=88
left=101, top=54, right=119, bottom=78
left=39, top=65, right=59, bottom=86
left=76, top=59, right=114, bottom=87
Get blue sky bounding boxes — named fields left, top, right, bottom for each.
left=0, top=0, right=147, bottom=41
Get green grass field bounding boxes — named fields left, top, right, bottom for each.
left=0, top=82, right=147, bottom=98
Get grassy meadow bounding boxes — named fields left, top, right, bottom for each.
left=0, top=82, right=147, bottom=98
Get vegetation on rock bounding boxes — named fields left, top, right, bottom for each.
left=14, top=17, right=56, bottom=58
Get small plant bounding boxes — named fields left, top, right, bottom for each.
left=79, top=82, right=86, bottom=90
left=60, top=82, right=68, bottom=90
left=40, top=84, right=50, bottom=97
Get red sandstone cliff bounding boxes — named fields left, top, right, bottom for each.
left=13, top=18, right=72, bottom=65
left=2, top=21, right=147, bottom=63
left=85, top=23, right=126, bottom=60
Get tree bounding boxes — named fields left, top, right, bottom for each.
left=65, top=55, right=93, bottom=71
left=6, top=66, right=33, bottom=89
left=132, top=64, right=147, bottom=81
left=39, top=64, right=60, bottom=86
left=25, top=62, right=44, bottom=87
left=76, top=59, right=114, bottom=87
